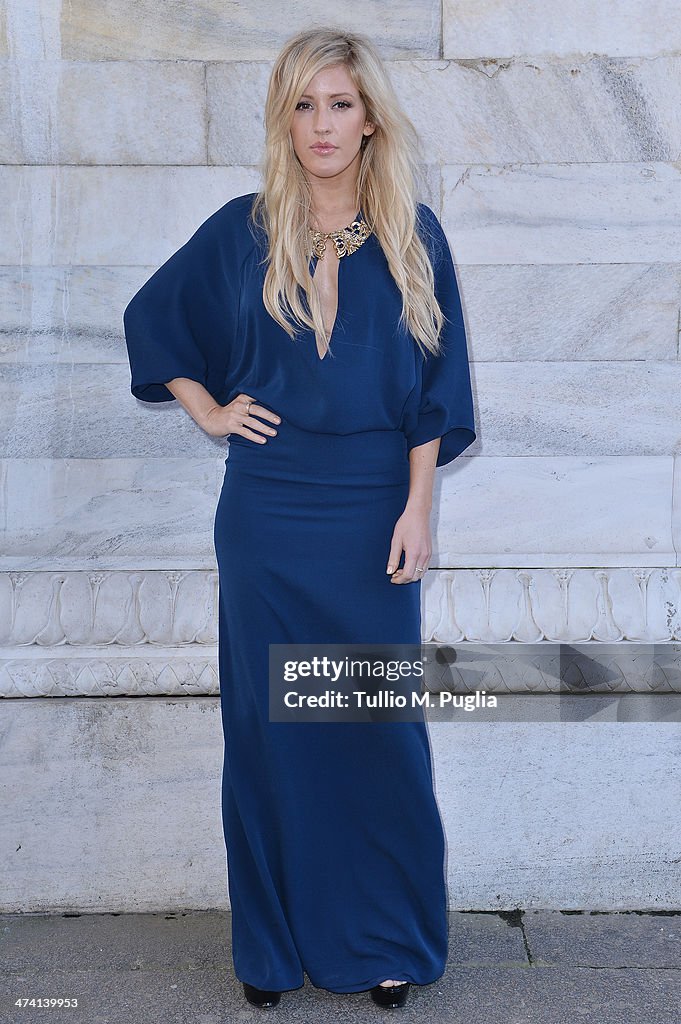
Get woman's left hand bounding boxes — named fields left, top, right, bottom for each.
left=386, top=504, right=431, bottom=584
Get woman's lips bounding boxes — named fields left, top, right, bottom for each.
left=311, top=144, right=337, bottom=153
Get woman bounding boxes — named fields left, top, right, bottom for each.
left=123, top=27, right=476, bottom=1011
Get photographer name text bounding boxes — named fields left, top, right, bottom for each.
left=282, top=689, right=497, bottom=710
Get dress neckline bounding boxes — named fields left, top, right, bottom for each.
left=307, top=208, right=368, bottom=362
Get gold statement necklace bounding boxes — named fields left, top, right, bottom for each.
left=308, top=213, right=372, bottom=260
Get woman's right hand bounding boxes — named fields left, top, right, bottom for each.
left=202, top=392, right=281, bottom=442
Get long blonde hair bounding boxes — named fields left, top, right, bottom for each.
left=250, top=27, right=445, bottom=359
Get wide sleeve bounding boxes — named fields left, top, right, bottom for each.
left=122, top=205, right=240, bottom=404
left=404, top=204, right=476, bottom=468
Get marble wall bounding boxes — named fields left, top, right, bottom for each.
left=2, top=2, right=680, bottom=909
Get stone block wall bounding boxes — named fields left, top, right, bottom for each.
left=1, top=2, right=680, bottom=910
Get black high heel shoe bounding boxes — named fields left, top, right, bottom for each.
left=242, top=981, right=281, bottom=1008
left=370, top=981, right=411, bottom=1008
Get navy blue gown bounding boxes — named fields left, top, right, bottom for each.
left=123, top=192, right=476, bottom=993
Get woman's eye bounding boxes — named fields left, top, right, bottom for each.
left=295, top=101, right=352, bottom=110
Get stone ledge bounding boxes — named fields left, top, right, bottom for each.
left=2, top=640, right=681, bottom=699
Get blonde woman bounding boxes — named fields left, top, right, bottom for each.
left=123, top=27, right=475, bottom=1012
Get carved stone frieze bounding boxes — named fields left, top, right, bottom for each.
left=1, top=568, right=680, bottom=697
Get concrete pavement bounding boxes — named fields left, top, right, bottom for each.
left=2, top=909, right=680, bottom=1023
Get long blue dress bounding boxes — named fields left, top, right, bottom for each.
left=123, top=192, right=476, bottom=994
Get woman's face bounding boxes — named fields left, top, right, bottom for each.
left=290, top=63, right=375, bottom=187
